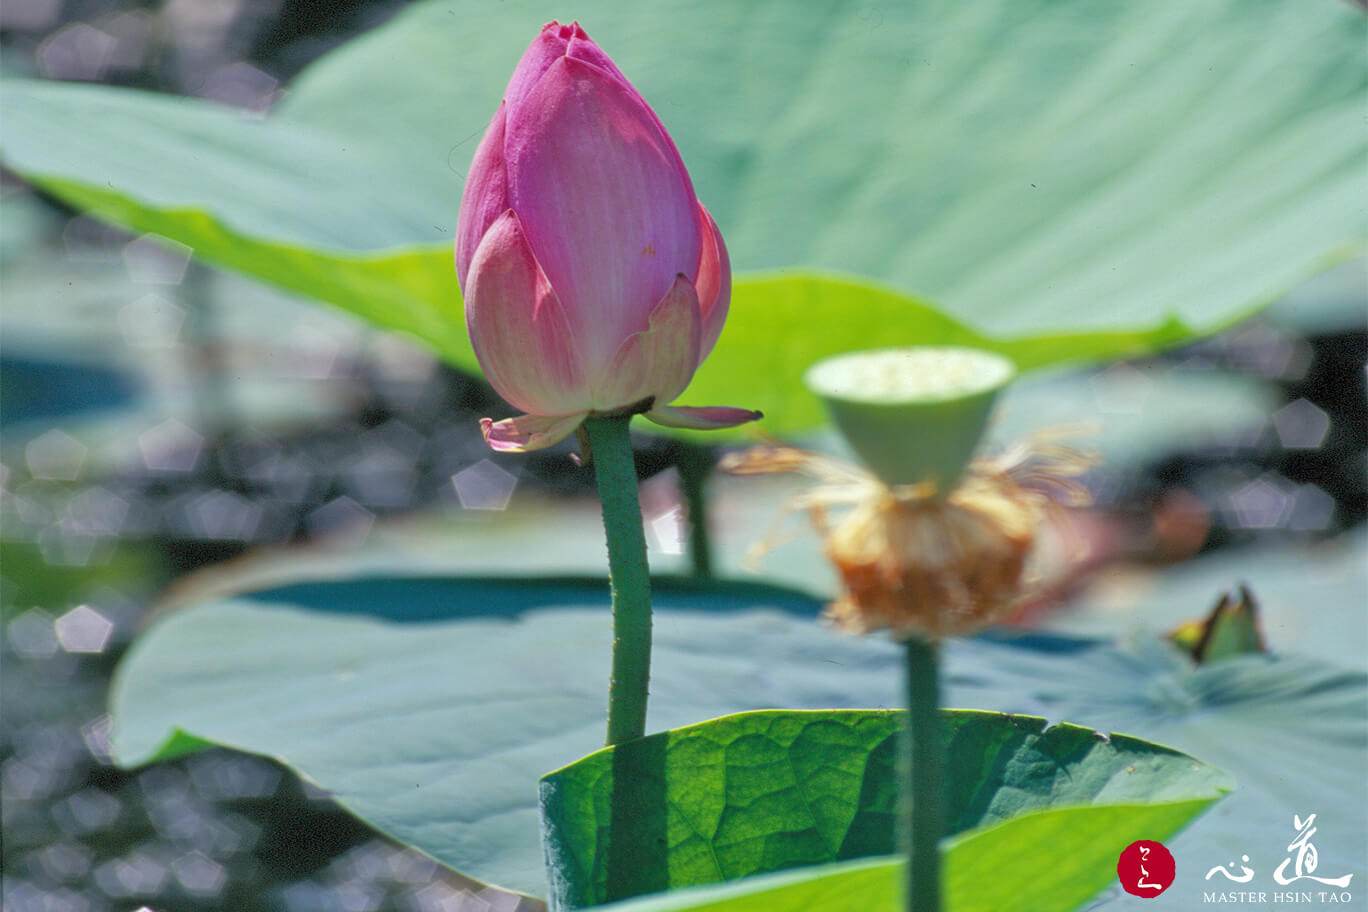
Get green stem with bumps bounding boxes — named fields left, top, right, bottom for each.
left=585, top=416, right=654, bottom=746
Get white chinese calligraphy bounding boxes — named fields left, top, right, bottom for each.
left=1206, top=855, right=1256, bottom=883
left=1273, top=814, right=1354, bottom=888
left=1137, top=845, right=1164, bottom=890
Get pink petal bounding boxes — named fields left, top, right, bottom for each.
left=454, top=104, right=508, bottom=289
left=504, top=23, right=573, bottom=114
left=694, top=202, right=731, bottom=360
left=505, top=56, right=701, bottom=369
left=646, top=405, right=764, bottom=431
left=563, top=24, right=630, bottom=87
left=481, top=412, right=589, bottom=453
left=464, top=210, right=588, bottom=415
left=562, top=30, right=698, bottom=204
left=596, top=273, right=702, bottom=410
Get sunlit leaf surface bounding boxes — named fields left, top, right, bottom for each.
left=581, top=796, right=1225, bottom=912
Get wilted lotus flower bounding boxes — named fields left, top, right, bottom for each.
left=725, top=347, right=1095, bottom=639
left=725, top=434, right=1095, bottom=638
left=456, top=22, right=761, bottom=452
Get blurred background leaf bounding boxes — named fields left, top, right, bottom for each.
left=4, top=0, right=1363, bottom=434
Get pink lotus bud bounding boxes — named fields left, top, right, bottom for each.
left=456, top=21, right=761, bottom=452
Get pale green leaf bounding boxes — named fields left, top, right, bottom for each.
left=4, top=0, right=1363, bottom=435
left=110, top=576, right=1365, bottom=899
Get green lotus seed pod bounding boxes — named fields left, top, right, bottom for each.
left=804, top=346, right=1016, bottom=491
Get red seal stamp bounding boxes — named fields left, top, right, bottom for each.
left=1117, top=840, right=1175, bottom=898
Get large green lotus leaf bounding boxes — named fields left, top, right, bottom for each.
left=1266, top=258, right=1368, bottom=336
left=971, top=636, right=1367, bottom=910
left=0, top=80, right=472, bottom=366
left=582, top=794, right=1225, bottom=912
left=4, top=0, right=1364, bottom=436
left=538, top=708, right=1230, bottom=907
left=676, top=276, right=1201, bottom=440
left=1052, top=529, right=1368, bottom=673
left=111, top=576, right=1365, bottom=902
left=280, top=0, right=1366, bottom=338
